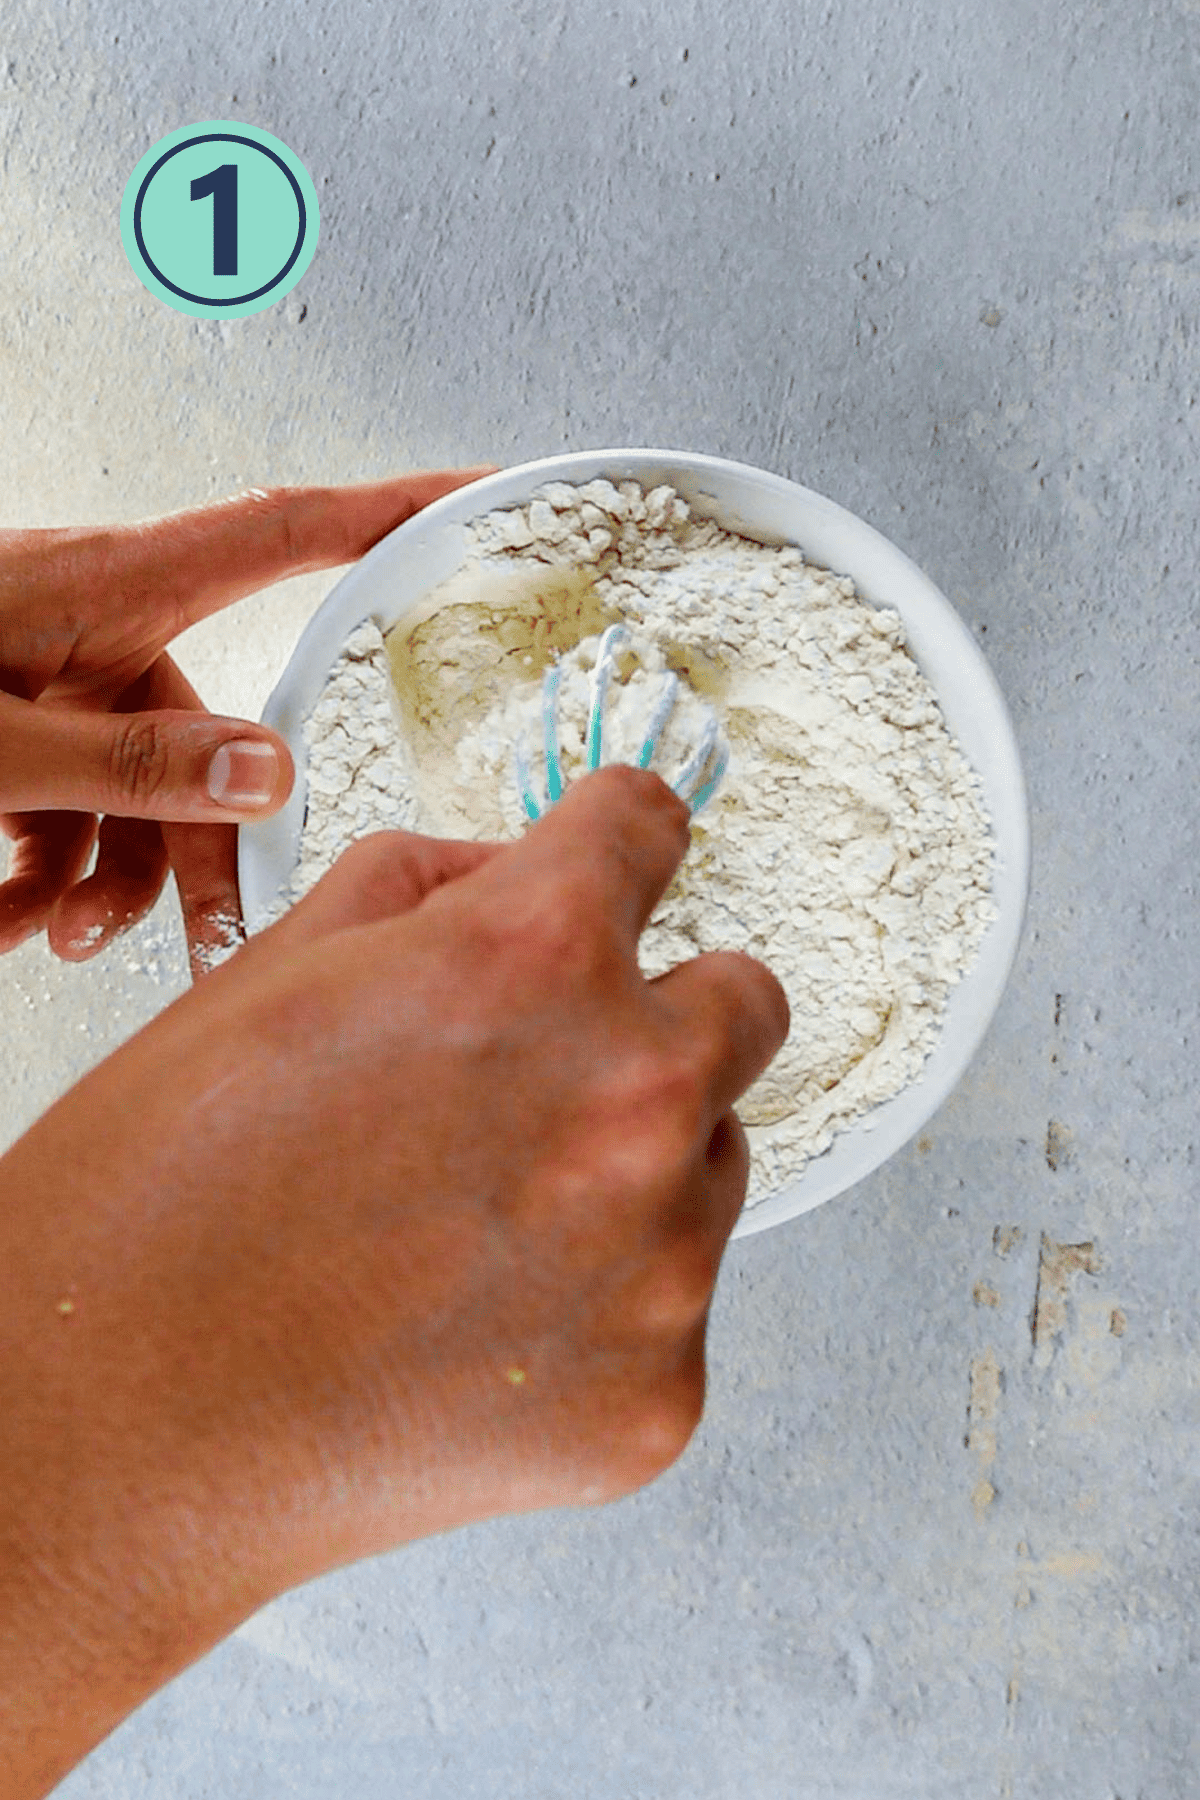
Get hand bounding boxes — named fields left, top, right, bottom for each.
left=0, top=766, right=789, bottom=1797
left=0, top=467, right=497, bottom=973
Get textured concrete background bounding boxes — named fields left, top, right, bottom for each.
left=2, top=1, right=1199, bottom=1795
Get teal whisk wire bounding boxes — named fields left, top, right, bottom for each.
left=670, top=712, right=719, bottom=805
left=514, top=628, right=729, bottom=824
left=542, top=663, right=564, bottom=803
left=514, top=739, right=542, bottom=821
left=686, top=745, right=730, bottom=816
left=586, top=624, right=630, bottom=770
left=515, top=662, right=565, bottom=819
left=638, top=671, right=680, bottom=769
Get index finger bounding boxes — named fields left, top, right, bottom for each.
left=18, top=467, right=501, bottom=644
left=144, top=653, right=245, bottom=979
left=153, top=467, right=503, bottom=633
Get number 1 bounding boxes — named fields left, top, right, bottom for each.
left=190, top=163, right=238, bottom=276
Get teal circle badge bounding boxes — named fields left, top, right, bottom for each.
left=120, top=121, right=319, bottom=318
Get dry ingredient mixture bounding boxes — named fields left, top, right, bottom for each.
left=279, top=479, right=996, bottom=1209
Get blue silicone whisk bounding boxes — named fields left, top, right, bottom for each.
left=513, top=623, right=729, bottom=824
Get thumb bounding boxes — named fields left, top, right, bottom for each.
left=0, top=691, right=294, bottom=822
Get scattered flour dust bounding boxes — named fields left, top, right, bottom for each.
left=278, top=479, right=997, bottom=1209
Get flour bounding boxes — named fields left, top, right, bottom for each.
left=280, top=480, right=996, bottom=1209
left=277, top=620, right=425, bottom=910
left=191, top=910, right=246, bottom=974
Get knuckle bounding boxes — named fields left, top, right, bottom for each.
left=521, top=870, right=618, bottom=979
left=628, top=1238, right=718, bottom=1335
left=634, top=1037, right=712, bottom=1133
left=530, top=870, right=588, bottom=950
left=618, top=1378, right=706, bottom=1489
left=108, top=715, right=172, bottom=804
left=273, top=487, right=306, bottom=564
left=244, top=483, right=306, bottom=566
left=586, top=1042, right=710, bottom=1184
left=592, top=1097, right=688, bottom=1187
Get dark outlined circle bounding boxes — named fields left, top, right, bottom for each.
left=133, top=133, right=306, bottom=307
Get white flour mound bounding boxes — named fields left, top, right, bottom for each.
left=281, top=621, right=424, bottom=900
left=276, top=479, right=996, bottom=1210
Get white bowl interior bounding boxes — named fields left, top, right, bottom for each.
left=240, top=450, right=1030, bottom=1238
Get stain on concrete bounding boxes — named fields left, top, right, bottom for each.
left=1044, top=1119, right=1074, bottom=1171
left=1031, top=1234, right=1102, bottom=1367
left=967, top=1346, right=1002, bottom=1516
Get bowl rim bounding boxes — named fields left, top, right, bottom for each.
left=241, top=447, right=1031, bottom=1238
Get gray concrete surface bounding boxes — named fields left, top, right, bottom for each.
left=2, top=0, right=1198, bottom=1794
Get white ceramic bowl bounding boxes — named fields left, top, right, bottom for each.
left=240, top=449, right=1030, bottom=1239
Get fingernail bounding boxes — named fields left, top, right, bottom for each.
left=207, top=739, right=279, bottom=809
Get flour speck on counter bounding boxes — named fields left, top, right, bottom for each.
left=277, top=480, right=997, bottom=1209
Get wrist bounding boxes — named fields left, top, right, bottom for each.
left=0, top=1384, right=244, bottom=1799
left=0, top=1055, right=278, bottom=1796
left=0, top=1517, right=196, bottom=1798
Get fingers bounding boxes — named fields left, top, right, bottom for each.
left=0, top=686, right=294, bottom=824
left=143, top=654, right=245, bottom=978
left=37, top=808, right=244, bottom=976
left=156, top=819, right=241, bottom=979
left=47, top=816, right=170, bottom=960
left=283, top=830, right=504, bottom=941
left=480, top=764, right=693, bottom=951
left=41, top=466, right=500, bottom=640
left=18, top=653, right=252, bottom=971
left=0, top=811, right=97, bottom=954
left=648, top=949, right=791, bottom=1120
left=208, top=828, right=505, bottom=980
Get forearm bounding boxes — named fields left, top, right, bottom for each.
left=0, top=1523, right=197, bottom=1800
left=0, top=1073, right=266, bottom=1798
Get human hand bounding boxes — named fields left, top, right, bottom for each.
left=0, top=766, right=789, bottom=1796
left=0, top=466, right=497, bottom=973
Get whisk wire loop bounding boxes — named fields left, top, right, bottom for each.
left=514, top=631, right=726, bottom=823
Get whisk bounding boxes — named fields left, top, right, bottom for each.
left=513, top=623, right=729, bottom=823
